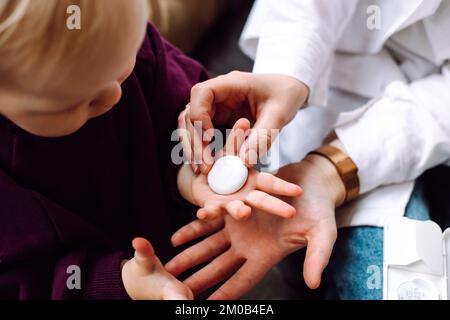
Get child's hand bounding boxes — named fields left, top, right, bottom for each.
left=178, top=119, right=303, bottom=221
left=121, top=238, right=193, bottom=300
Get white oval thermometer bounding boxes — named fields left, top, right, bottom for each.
left=207, top=156, right=249, bottom=195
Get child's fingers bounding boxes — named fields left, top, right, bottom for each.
left=178, top=110, right=194, bottom=170
left=163, top=291, right=192, bottom=300
left=186, top=106, right=215, bottom=174
left=224, top=118, right=251, bottom=156
left=224, top=200, right=252, bottom=221
left=165, top=231, right=229, bottom=277
left=184, top=250, right=244, bottom=296
left=245, top=190, right=296, bottom=218
left=132, top=237, right=157, bottom=270
left=162, top=283, right=194, bottom=300
left=186, top=107, right=203, bottom=170
left=171, top=218, right=224, bottom=247
left=255, top=172, right=303, bottom=197
left=196, top=208, right=218, bottom=221
left=197, top=201, right=223, bottom=220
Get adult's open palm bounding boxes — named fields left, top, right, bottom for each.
left=166, top=160, right=339, bottom=299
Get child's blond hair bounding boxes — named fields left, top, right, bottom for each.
left=0, top=0, right=148, bottom=95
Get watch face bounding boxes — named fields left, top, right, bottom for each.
left=396, top=279, right=440, bottom=300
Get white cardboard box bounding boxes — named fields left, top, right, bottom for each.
left=384, top=217, right=450, bottom=300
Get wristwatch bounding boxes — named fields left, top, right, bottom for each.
left=309, top=145, right=360, bottom=204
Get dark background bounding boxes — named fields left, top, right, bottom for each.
left=190, top=0, right=254, bottom=76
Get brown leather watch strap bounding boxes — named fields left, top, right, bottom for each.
left=309, top=145, right=360, bottom=204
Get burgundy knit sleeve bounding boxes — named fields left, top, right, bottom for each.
left=0, top=170, right=131, bottom=300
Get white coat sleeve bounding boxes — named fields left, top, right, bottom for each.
left=335, top=65, right=450, bottom=194
left=239, top=0, right=358, bottom=101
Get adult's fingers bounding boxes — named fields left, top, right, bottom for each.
left=303, top=224, right=338, bottom=289
left=208, top=259, right=272, bottom=300
left=189, top=83, right=215, bottom=133
left=165, top=231, right=229, bottom=277
left=171, top=218, right=225, bottom=247
left=189, top=73, right=254, bottom=173
left=224, top=118, right=251, bottom=157
left=245, top=190, right=296, bottom=218
left=189, top=72, right=251, bottom=129
left=189, top=81, right=217, bottom=173
left=184, top=250, right=245, bottom=296
left=132, top=237, right=157, bottom=270
left=239, top=109, right=283, bottom=167
left=255, top=172, right=303, bottom=197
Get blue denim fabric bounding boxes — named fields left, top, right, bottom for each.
left=323, top=181, right=430, bottom=300
left=278, top=180, right=430, bottom=300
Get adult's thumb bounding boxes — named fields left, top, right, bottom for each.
left=239, top=112, right=283, bottom=167
left=303, top=230, right=337, bottom=290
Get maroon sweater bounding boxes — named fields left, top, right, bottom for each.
left=0, top=24, right=207, bottom=299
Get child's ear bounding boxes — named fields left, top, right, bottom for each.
left=89, top=82, right=122, bottom=117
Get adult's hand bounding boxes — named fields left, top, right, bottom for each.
left=166, top=154, right=345, bottom=299
left=180, top=72, right=309, bottom=173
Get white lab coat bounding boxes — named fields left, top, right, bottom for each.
left=239, top=0, right=450, bottom=227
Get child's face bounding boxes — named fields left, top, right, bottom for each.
left=1, top=0, right=148, bottom=138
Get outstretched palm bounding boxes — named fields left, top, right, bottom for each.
left=166, top=159, right=339, bottom=299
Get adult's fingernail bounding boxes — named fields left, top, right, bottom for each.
left=197, top=211, right=207, bottom=219
left=204, top=130, right=214, bottom=142
left=193, top=165, right=200, bottom=174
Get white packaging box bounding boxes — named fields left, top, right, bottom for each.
left=384, top=217, right=450, bottom=300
